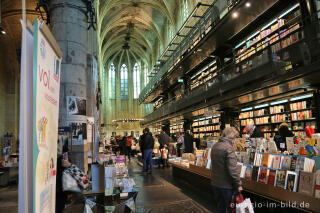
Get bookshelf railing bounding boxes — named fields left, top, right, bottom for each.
left=139, top=0, right=240, bottom=103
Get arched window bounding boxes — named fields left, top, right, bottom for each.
left=120, top=64, right=128, bottom=99
left=144, top=64, right=149, bottom=85
left=108, top=63, right=115, bottom=99
left=133, top=63, right=140, bottom=99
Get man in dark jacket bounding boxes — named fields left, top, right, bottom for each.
left=141, top=128, right=154, bottom=173
left=158, top=130, right=171, bottom=168
left=211, top=127, right=242, bottom=213
left=184, top=131, right=194, bottom=153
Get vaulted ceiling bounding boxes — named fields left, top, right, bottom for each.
left=97, top=0, right=181, bottom=69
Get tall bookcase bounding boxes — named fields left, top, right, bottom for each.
left=170, top=122, right=184, bottom=135
left=192, top=115, right=221, bottom=139
left=234, top=3, right=303, bottom=73
left=239, top=93, right=318, bottom=138
left=190, top=61, right=217, bottom=90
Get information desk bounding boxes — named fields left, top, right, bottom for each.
left=170, top=162, right=320, bottom=213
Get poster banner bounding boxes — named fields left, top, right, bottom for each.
left=33, top=19, right=62, bottom=213
left=66, top=96, right=87, bottom=116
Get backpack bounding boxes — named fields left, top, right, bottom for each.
left=126, top=137, right=133, bottom=147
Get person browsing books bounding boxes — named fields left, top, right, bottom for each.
left=211, top=127, right=242, bottom=213
left=274, top=122, right=294, bottom=152
left=245, top=120, right=264, bottom=138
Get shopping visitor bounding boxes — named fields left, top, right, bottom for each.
left=177, top=132, right=184, bottom=157
left=119, top=135, right=127, bottom=155
left=158, top=130, right=171, bottom=168
left=184, top=130, right=194, bottom=153
left=56, top=146, right=72, bottom=213
left=141, top=128, right=154, bottom=174
left=211, top=127, right=242, bottom=213
left=274, top=122, right=294, bottom=152
left=245, top=120, right=264, bottom=138
left=126, top=136, right=133, bottom=161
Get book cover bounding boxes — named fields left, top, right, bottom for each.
left=314, top=156, right=320, bottom=172
left=236, top=163, right=243, bottom=176
left=298, top=171, right=315, bottom=196
left=285, top=171, right=299, bottom=192
left=258, top=167, right=268, bottom=184
left=245, top=165, right=253, bottom=180
left=296, top=157, right=305, bottom=172
left=249, top=152, right=256, bottom=165
left=276, top=170, right=287, bottom=189
left=262, top=154, right=269, bottom=167
left=252, top=166, right=260, bottom=182
left=268, top=169, right=277, bottom=186
left=290, top=156, right=297, bottom=171
left=315, top=172, right=320, bottom=198
left=304, top=158, right=315, bottom=173
left=254, top=153, right=263, bottom=166
left=272, top=155, right=281, bottom=169
left=281, top=156, right=291, bottom=170
left=240, top=165, right=247, bottom=178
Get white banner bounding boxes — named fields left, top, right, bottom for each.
left=33, top=19, right=62, bottom=213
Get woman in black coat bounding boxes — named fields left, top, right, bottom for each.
left=274, top=122, right=294, bottom=152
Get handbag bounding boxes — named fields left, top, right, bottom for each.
left=230, top=192, right=244, bottom=213
left=236, top=198, right=254, bottom=213
left=64, top=164, right=89, bottom=189
left=62, top=171, right=81, bottom=192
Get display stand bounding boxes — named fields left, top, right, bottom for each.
left=170, top=162, right=320, bottom=212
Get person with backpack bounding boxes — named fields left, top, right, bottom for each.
left=126, top=136, right=133, bottom=161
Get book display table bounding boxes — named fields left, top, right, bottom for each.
left=170, top=162, right=320, bottom=212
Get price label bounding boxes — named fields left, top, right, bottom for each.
left=280, top=143, right=285, bottom=149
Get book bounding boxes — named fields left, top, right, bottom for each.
left=236, top=163, right=243, bottom=176
left=296, top=157, right=305, bottom=171
left=290, top=156, right=297, bottom=171
left=272, top=155, right=281, bottom=169
left=285, top=171, right=299, bottom=192
left=315, top=172, right=320, bottom=198
left=249, top=152, right=256, bottom=165
left=281, top=156, right=291, bottom=170
left=314, top=155, right=320, bottom=172
left=304, top=158, right=315, bottom=173
left=252, top=166, right=260, bottom=182
left=240, top=165, right=247, bottom=178
left=286, top=137, right=295, bottom=154
left=245, top=165, right=253, bottom=180
left=262, top=154, right=269, bottom=167
left=268, top=169, right=277, bottom=186
left=258, top=167, right=268, bottom=184
left=254, top=153, right=263, bottom=166
left=298, top=171, right=315, bottom=196
left=275, top=170, right=287, bottom=189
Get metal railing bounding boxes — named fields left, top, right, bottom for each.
left=139, top=0, right=236, bottom=103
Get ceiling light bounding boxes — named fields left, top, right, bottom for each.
left=245, top=2, right=251, bottom=7
left=232, top=12, right=238, bottom=18
left=0, top=26, right=6, bottom=35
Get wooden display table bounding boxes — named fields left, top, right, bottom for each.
left=170, top=162, right=320, bottom=212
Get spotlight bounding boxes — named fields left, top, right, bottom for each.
left=232, top=12, right=238, bottom=18
left=0, top=26, right=6, bottom=35
left=245, top=2, right=251, bottom=7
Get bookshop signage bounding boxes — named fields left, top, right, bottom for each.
left=33, top=19, right=62, bottom=213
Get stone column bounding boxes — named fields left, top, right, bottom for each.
left=50, top=0, right=88, bottom=126
left=50, top=0, right=88, bottom=172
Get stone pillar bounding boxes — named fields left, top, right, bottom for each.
left=50, top=0, right=88, bottom=172
left=50, top=0, right=88, bottom=126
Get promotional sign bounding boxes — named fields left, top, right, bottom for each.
left=33, top=19, right=62, bottom=213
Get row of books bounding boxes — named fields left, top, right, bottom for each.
left=271, top=31, right=304, bottom=53
left=193, top=125, right=220, bottom=132
left=270, top=105, right=285, bottom=114
left=236, top=152, right=317, bottom=172
left=291, top=110, right=312, bottom=121
left=238, top=163, right=320, bottom=197
left=271, top=114, right=286, bottom=123
left=290, top=101, right=307, bottom=111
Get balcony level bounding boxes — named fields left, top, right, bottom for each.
left=139, top=0, right=290, bottom=104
